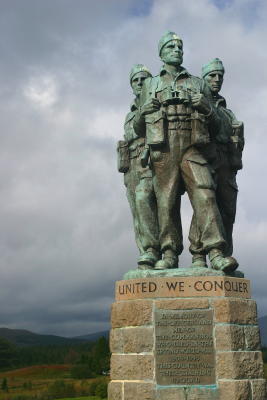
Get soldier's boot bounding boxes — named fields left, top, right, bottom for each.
left=191, top=254, right=208, bottom=268
left=155, top=249, right=178, bottom=270
left=209, top=249, right=238, bottom=273
left=138, top=247, right=159, bottom=270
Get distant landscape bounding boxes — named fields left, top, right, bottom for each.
left=0, top=327, right=110, bottom=400
left=0, top=322, right=266, bottom=400
left=0, top=327, right=109, bottom=347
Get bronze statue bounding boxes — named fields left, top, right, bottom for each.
left=189, top=58, right=244, bottom=268
left=117, top=65, right=160, bottom=269
left=118, top=34, right=242, bottom=275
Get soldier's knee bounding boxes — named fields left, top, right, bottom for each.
left=135, top=187, right=151, bottom=204
left=194, top=188, right=215, bottom=206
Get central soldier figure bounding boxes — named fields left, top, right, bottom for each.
left=138, top=31, right=238, bottom=272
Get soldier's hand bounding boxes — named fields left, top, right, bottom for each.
left=191, top=93, right=212, bottom=115
left=141, top=98, right=160, bottom=115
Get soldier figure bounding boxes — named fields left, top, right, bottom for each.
left=189, top=58, right=244, bottom=268
left=117, top=65, right=160, bottom=269
left=139, top=32, right=238, bottom=272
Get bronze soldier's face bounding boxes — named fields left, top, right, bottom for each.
left=205, top=71, right=224, bottom=94
left=131, top=71, right=149, bottom=96
left=160, top=39, right=183, bottom=66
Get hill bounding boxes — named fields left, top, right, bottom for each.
left=259, top=316, right=267, bottom=346
left=0, top=328, right=86, bottom=347
left=72, top=330, right=109, bottom=341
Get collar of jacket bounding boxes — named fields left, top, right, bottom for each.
left=130, top=97, right=139, bottom=112
left=160, top=65, right=191, bottom=79
left=213, top=94, right=227, bottom=108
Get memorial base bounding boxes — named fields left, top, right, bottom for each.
left=108, top=273, right=266, bottom=400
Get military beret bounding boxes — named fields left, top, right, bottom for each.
left=201, top=58, right=225, bottom=78
left=158, top=31, right=183, bottom=56
left=129, top=64, right=152, bottom=84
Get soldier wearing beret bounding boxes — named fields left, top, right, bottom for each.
left=138, top=32, right=238, bottom=272
left=189, top=58, right=244, bottom=267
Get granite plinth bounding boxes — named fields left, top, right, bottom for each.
left=109, top=272, right=266, bottom=400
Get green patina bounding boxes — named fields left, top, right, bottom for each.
left=117, top=32, right=244, bottom=276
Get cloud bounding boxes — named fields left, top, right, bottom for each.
left=0, top=0, right=266, bottom=337
left=24, top=75, right=58, bottom=108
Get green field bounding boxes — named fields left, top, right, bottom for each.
left=0, top=365, right=108, bottom=400
left=60, top=397, right=105, bottom=400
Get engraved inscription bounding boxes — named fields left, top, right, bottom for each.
left=115, top=277, right=251, bottom=300
left=155, top=309, right=215, bottom=385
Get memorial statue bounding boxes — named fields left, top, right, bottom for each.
left=118, top=33, right=241, bottom=274
left=112, top=45, right=265, bottom=400
left=117, top=65, right=160, bottom=269
left=189, top=58, right=244, bottom=268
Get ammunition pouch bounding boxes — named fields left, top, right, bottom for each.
left=228, top=139, right=243, bottom=170
left=189, top=111, right=210, bottom=146
left=117, top=140, right=130, bottom=173
left=145, top=110, right=166, bottom=146
left=141, top=146, right=150, bottom=168
left=228, top=121, right=244, bottom=170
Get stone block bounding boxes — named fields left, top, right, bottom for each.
left=156, top=387, right=186, bottom=400
left=244, top=326, right=261, bottom=350
left=124, top=382, right=155, bottom=400
left=123, top=326, right=154, bottom=353
left=111, top=299, right=153, bottom=328
left=110, top=328, right=123, bottom=353
left=215, top=324, right=245, bottom=350
left=110, top=326, right=154, bottom=354
left=110, top=354, right=154, bottom=380
left=212, top=298, right=257, bottom=324
left=155, top=298, right=209, bottom=310
left=108, top=381, right=123, bottom=400
left=251, top=379, right=267, bottom=400
left=188, top=386, right=219, bottom=399
left=217, top=351, right=264, bottom=379
left=116, top=276, right=251, bottom=301
left=218, top=380, right=251, bottom=400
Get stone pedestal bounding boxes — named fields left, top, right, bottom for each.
left=108, top=271, right=266, bottom=400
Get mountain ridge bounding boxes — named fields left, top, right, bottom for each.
left=0, top=327, right=108, bottom=347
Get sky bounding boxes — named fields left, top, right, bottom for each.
left=0, top=0, right=266, bottom=337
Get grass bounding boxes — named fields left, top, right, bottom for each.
left=0, top=365, right=108, bottom=400
left=60, top=397, right=106, bottom=400
left=0, top=365, right=71, bottom=380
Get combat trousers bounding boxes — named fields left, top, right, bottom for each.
left=215, top=164, right=237, bottom=256
left=124, top=154, right=159, bottom=254
left=189, top=152, right=238, bottom=257
left=150, top=128, right=226, bottom=255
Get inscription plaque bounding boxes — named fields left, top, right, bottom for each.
left=155, top=309, right=215, bottom=385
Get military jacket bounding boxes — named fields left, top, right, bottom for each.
left=140, top=66, right=222, bottom=153
left=212, top=94, right=244, bottom=170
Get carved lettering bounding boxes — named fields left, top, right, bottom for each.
left=116, top=277, right=251, bottom=300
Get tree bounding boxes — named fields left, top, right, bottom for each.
left=1, top=378, right=8, bottom=392
left=95, top=381, right=108, bottom=398
left=0, top=338, right=17, bottom=369
left=90, top=337, right=110, bottom=374
left=70, top=364, right=95, bottom=379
